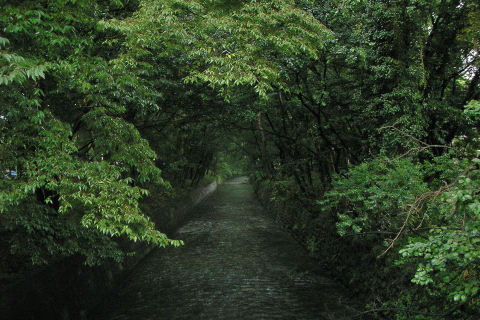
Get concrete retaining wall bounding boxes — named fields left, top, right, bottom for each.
left=0, top=181, right=218, bottom=320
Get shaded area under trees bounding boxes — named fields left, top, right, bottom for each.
left=1, top=0, right=480, bottom=318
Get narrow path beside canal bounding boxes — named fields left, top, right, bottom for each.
left=91, top=177, right=356, bottom=320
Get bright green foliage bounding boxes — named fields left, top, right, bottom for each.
left=105, top=0, right=332, bottom=98
left=321, top=158, right=429, bottom=236
left=394, top=157, right=480, bottom=317
left=323, top=148, right=480, bottom=317
left=1, top=0, right=479, bottom=316
left=236, top=0, right=480, bottom=318
left=0, top=0, right=180, bottom=266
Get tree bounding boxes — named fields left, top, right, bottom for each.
left=0, top=0, right=331, bottom=266
left=0, top=0, right=181, bottom=266
left=232, top=0, right=480, bottom=318
left=313, top=1, right=480, bottom=317
left=104, top=0, right=332, bottom=98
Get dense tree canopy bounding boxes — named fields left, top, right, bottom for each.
left=1, top=0, right=480, bottom=318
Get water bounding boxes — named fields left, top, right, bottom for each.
left=90, top=177, right=357, bottom=320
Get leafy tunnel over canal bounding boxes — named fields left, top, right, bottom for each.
left=90, top=177, right=357, bottom=320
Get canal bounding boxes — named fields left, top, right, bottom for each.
left=90, top=177, right=357, bottom=319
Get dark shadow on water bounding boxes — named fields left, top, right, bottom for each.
left=90, top=177, right=362, bottom=320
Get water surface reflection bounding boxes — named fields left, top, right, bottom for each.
left=91, top=177, right=356, bottom=319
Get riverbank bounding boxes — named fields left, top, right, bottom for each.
left=0, top=181, right=218, bottom=320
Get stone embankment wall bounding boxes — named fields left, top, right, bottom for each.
left=0, top=181, right=218, bottom=320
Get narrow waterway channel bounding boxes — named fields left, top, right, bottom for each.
left=90, top=177, right=357, bottom=320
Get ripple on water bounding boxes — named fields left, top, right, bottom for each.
left=90, top=178, right=358, bottom=320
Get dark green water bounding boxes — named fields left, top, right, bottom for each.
left=90, top=177, right=357, bottom=319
